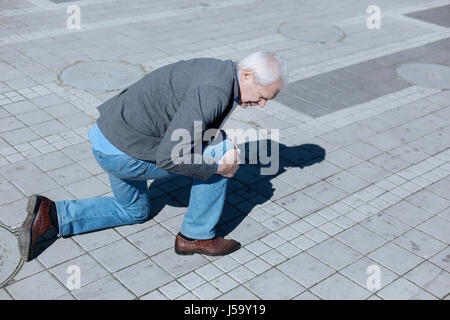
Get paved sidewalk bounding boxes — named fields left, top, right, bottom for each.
left=0, top=0, right=449, bottom=300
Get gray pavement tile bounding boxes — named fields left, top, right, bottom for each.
left=405, top=261, right=450, bottom=299
left=159, top=214, right=184, bottom=236
left=210, top=274, right=239, bottom=293
left=72, top=275, right=135, bottom=300
left=365, top=132, right=405, bottom=152
left=302, top=181, right=348, bottom=205
left=30, top=94, right=65, bottom=108
left=307, top=161, right=342, bottom=180
left=2, top=100, right=38, bottom=116
left=427, top=178, right=450, bottom=200
left=53, top=292, right=76, bottom=300
left=349, top=161, right=391, bottom=183
left=438, top=207, right=450, bottom=221
left=114, top=218, right=157, bottom=237
left=0, top=116, right=25, bottom=133
left=406, top=4, right=450, bottom=28
left=128, top=224, right=174, bottom=256
left=5, top=270, right=67, bottom=300
left=368, top=242, right=424, bottom=275
left=325, top=149, right=364, bottom=169
left=250, top=176, right=296, bottom=201
left=393, top=229, right=447, bottom=259
left=64, top=176, right=110, bottom=199
left=16, top=110, right=53, bottom=126
left=12, top=258, right=44, bottom=281
left=0, top=180, right=24, bottom=206
left=336, top=225, right=388, bottom=255
left=260, top=249, right=288, bottom=266
left=276, top=190, right=326, bottom=218
left=304, top=228, right=330, bottom=243
left=429, top=247, right=450, bottom=272
left=377, top=278, right=436, bottom=300
left=244, top=268, right=305, bottom=300
left=276, top=167, right=322, bottom=189
left=37, top=237, right=85, bottom=268
left=360, top=212, right=411, bottom=240
left=140, top=290, right=168, bottom=300
left=340, top=256, right=398, bottom=292
left=159, top=280, right=188, bottom=299
left=245, top=257, right=272, bottom=275
left=48, top=163, right=92, bottom=185
left=60, top=142, right=95, bottom=162
left=310, top=273, right=371, bottom=300
left=277, top=252, right=335, bottom=288
left=384, top=200, right=434, bottom=227
left=77, top=157, right=104, bottom=175
left=325, top=170, right=371, bottom=194
left=274, top=91, right=331, bottom=118
left=45, top=103, right=81, bottom=118
left=30, top=119, right=67, bottom=137
left=72, top=228, right=123, bottom=251
left=114, top=259, right=174, bottom=296
left=151, top=248, right=208, bottom=278
left=30, top=150, right=74, bottom=172
left=192, top=282, right=222, bottom=300
left=410, top=131, right=450, bottom=155
left=218, top=216, right=271, bottom=246
left=90, top=239, right=146, bottom=273
left=196, top=263, right=223, bottom=281
left=307, top=238, right=363, bottom=270
left=343, top=141, right=383, bottom=161
left=369, top=152, right=413, bottom=173
left=58, top=113, right=95, bottom=129
left=417, top=216, right=450, bottom=244
left=1, top=127, right=40, bottom=145
left=217, top=285, right=259, bottom=300
left=293, top=290, right=320, bottom=300
left=49, top=253, right=109, bottom=289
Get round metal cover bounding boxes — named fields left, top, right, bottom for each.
left=278, top=23, right=345, bottom=43
left=0, top=226, right=21, bottom=287
left=396, top=63, right=450, bottom=89
left=59, top=60, right=145, bottom=91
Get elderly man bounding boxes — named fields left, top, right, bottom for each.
left=19, top=51, right=285, bottom=261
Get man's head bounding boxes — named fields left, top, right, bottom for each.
left=237, top=51, right=286, bottom=108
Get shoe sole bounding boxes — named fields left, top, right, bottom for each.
left=18, top=194, right=40, bottom=262
left=174, top=243, right=241, bottom=256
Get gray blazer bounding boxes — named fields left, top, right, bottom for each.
left=97, top=58, right=239, bottom=180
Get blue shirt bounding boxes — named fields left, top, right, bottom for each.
left=89, top=123, right=125, bottom=155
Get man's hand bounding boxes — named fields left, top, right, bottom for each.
left=216, top=143, right=241, bottom=177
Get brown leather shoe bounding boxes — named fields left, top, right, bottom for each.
left=18, top=194, right=55, bottom=262
left=175, top=233, right=241, bottom=256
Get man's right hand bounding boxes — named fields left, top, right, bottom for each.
left=216, top=144, right=241, bottom=178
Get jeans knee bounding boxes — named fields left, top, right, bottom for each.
left=125, top=204, right=150, bottom=223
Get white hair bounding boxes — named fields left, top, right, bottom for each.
left=238, top=51, right=287, bottom=87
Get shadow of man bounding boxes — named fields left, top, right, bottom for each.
left=148, top=139, right=326, bottom=240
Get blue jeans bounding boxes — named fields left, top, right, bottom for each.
left=54, top=137, right=234, bottom=240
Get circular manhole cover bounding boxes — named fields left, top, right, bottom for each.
left=396, top=63, right=450, bottom=89
left=59, top=60, right=145, bottom=91
left=278, top=23, right=345, bottom=43
left=0, top=227, right=21, bottom=287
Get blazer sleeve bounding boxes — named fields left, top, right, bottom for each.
left=155, top=85, right=229, bottom=180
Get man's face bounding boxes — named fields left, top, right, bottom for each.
left=237, top=69, right=282, bottom=109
